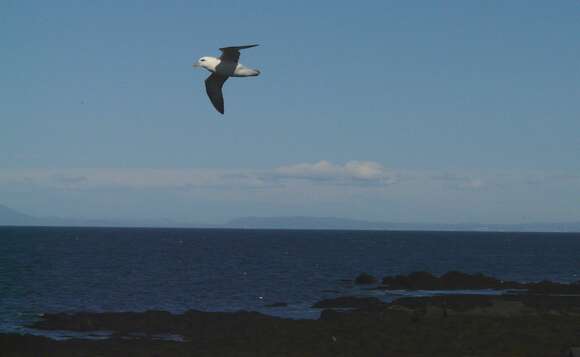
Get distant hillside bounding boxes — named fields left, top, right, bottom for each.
left=0, top=204, right=36, bottom=225
left=1, top=204, right=579, bottom=232
left=224, top=216, right=475, bottom=230
left=225, top=216, right=388, bottom=230
left=0, top=203, right=207, bottom=228
left=225, top=216, right=580, bottom=232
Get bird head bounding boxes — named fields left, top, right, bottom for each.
left=192, top=57, right=212, bottom=69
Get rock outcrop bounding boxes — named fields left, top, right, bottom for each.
left=354, top=272, right=378, bottom=285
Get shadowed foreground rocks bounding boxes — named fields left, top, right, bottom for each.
left=2, top=272, right=580, bottom=356
left=2, top=295, right=579, bottom=356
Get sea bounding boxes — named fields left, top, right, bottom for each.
left=1, top=226, right=579, bottom=337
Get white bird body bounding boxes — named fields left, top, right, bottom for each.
left=197, top=56, right=260, bottom=77
left=192, top=44, right=260, bottom=114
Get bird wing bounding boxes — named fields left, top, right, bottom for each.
left=219, top=44, right=258, bottom=63
left=204, top=73, right=228, bottom=114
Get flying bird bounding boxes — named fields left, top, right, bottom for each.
left=192, top=44, right=261, bottom=114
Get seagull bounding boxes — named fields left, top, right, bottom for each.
left=192, top=44, right=261, bottom=114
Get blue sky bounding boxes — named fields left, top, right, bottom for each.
left=1, top=1, right=579, bottom=224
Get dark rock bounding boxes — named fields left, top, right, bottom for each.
left=439, top=271, right=505, bottom=289
left=382, top=271, right=438, bottom=290
left=32, top=310, right=179, bottom=334
left=381, top=271, right=580, bottom=294
left=264, top=302, right=288, bottom=308
left=30, top=309, right=284, bottom=336
left=354, top=272, right=378, bottom=285
left=382, top=271, right=522, bottom=290
left=392, top=295, right=495, bottom=311
left=9, top=292, right=580, bottom=357
left=312, top=296, right=385, bottom=309
left=526, top=280, right=580, bottom=295
left=318, top=309, right=343, bottom=321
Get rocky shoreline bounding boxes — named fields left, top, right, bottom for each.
left=3, top=271, right=580, bottom=356
left=377, top=271, right=580, bottom=294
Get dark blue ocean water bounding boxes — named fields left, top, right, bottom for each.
left=1, top=227, right=579, bottom=334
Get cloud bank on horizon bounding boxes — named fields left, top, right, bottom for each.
left=1, top=161, right=579, bottom=224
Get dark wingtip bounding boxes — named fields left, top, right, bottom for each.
left=219, top=44, right=259, bottom=51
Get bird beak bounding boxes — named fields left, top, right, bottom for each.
left=192, top=63, right=201, bottom=68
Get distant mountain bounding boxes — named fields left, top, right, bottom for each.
left=224, top=216, right=473, bottom=230
left=0, top=204, right=37, bottom=225
left=1, top=204, right=579, bottom=232
left=225, top=216, right=580, bottom=232
left=0, top=203, right=206, bottom=228
left=225, top=216, right=389, bottom=230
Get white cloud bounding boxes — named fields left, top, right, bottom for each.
left=276, top=160, right=341, bottom=180
left=2, top=165, right=580, bottom=223
left=274, top=160, right=397, bottom=185
left=345, top=161, right=387, bottom=180
left=0, top=165, right=578, bottom=194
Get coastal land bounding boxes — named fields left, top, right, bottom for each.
left=2, top=271, right=579, bottom=356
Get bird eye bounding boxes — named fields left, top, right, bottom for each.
left=200, top=59, right=205, bottom=62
